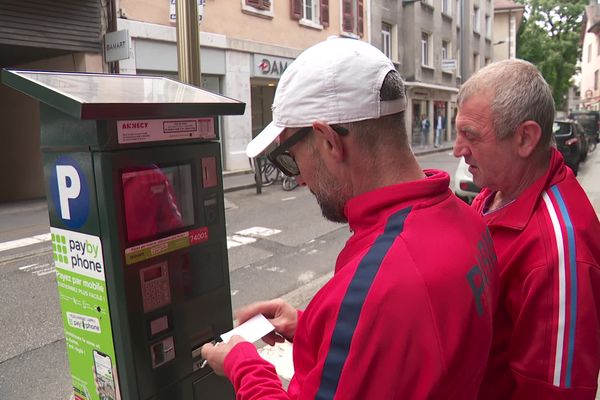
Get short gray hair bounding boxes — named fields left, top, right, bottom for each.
left=457, top=59, right=555, bottom=147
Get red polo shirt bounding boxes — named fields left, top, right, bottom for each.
left=224, top=170, right=498, bottom=399
left=473, top=148, right=600, bottom=399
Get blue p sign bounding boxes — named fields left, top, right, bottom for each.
left=50, top=156, right=90, bottom=229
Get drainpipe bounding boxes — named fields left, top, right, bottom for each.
left=108, top=0, right=119, bottom=73
left=460, top=0, right=467, bottom=81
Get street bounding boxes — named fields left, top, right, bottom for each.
left=0, top=149, right=598, bottom=399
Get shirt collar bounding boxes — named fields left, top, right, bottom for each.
left=345, top=169, right=451, bottom=233
left=476, top=147, right=568, bottom=229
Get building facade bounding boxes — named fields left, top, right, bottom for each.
left=0, top=0, right=370, bottom=202
left=369, top=0, right=493, bottom=147
left=580, top=1, right=600, bottom=111
left=492, top=0, right=524, bottom=62
left=0, top=0, right=107, bottom=203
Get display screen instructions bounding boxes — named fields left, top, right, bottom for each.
left=52, top=227, right=120, bottom=400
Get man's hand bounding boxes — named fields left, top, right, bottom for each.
left=235, top=299, right=298, bottom=345
left=200, top=335, right=246, bottom=376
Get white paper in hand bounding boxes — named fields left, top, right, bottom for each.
left=220, top=314, right=275, bottom=344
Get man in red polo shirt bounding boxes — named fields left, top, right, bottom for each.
left=454, top=59, right=600, bottom=399
left=201, top=37, right=499, bottom=399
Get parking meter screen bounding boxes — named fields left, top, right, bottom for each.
left=122, top=164, right=194, bottom=243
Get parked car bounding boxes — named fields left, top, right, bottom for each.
left=453, top=157, right=480, bottom=204
left=553, top=119, right=586, bottom=175
left=570, top=110, right=600, bottom=146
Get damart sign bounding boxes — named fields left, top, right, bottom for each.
left=253, top=54, right=294, bottom=78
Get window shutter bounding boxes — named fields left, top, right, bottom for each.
left=290, top=0, right=302, bottom=20
left=342, top=0, right=353, bottom=32
left=320, top=0, right=329, bottom=27
left=246, top=0, right=260, bottom=7
left=357, top=0, right=364, bottom=36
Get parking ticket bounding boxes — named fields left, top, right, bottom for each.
left=220, top=314, right=275, bottom=344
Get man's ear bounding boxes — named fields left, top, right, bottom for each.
left=312, top=120, right=345, bottom=161
left=514, top=120, right=542, bottom=158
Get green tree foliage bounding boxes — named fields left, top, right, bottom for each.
left=516, top=0, right=587, bottom=109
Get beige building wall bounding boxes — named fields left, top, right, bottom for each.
left=581, top=5, right=600, bottom=111
left=119, top=0, right=342, bottom=50
left=492, top=2, right=523, bottom=62
left=115, top=0, right=361, bottom=172
left=493, top=12, right=510, bottom=61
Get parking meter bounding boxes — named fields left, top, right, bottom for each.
left=1, top=69, right=245, bottom=400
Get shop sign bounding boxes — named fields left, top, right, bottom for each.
left=104, top=30, right=130, bottom=62
left=253, top=54, right=294, bottom=78
left=441, top=59, right=457, bottom=71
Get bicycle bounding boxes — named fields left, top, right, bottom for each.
left=250, top=156, right=299, bottom=192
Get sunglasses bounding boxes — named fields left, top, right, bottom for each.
left=267, top=125, right=349, bottom=177
left=267, top=127, right=312, bottom=177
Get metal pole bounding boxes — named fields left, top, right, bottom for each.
left=176, top=0, right=202, bottom=86
left=460, top=0, right=466, bottom=80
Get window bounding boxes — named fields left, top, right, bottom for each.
left=442, top=0, right=451, bottom=15
left=242, top=0, right=273, bottom=17
left=442, top=40, right=450, bottom=60
left=485, top=15, right=491, bottom=38
left=456, top=0, right=461, bottom=24
left=473, top=6, right=480, bottom=32
left=382, top=22, right=392, bottom=59
left=341, top=0, right=364, bottom=36
left=422, top=32, right=431, bottom=66
left=484, top=57, right=490, bottom=65
left=456, top=46, right=461, bottom=74
left=291, top=0, right=329, bottom=28
left=473, top=53, right=480, bottom=71
left=595, top=70, right=599, bottom=91
left=598, top=41, right=600, bottom=56
left=245, top=0, right=271, bottom=10
left=303, top=0, right=319, bottom=22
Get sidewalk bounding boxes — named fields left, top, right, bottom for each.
left=224, top=141, right=454, bottom=193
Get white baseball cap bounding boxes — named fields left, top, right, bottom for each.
left=246, top=37, right=406, bottom=158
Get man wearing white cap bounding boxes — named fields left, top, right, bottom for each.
left=202, top=37, right=499, bottom=399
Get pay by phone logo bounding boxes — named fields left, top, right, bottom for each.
left=52, top=233, right=69, bottom=264
left=50, top=156, right=90, bottom=229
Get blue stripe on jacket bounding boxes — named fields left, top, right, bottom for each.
left=315, top=206, right=412, bottom=400
left=550, top=185, right=578, bottom=388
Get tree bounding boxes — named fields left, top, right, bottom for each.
left=516, top=0, right=587, bottom=110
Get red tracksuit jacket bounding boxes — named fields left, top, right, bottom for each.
left=224, top=170, right=499, bottom=399
left=473, top=148, right=600, bottom=399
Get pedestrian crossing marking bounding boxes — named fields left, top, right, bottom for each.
left=18, top=262, right=55, bottom=277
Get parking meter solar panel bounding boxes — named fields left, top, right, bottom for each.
left=1, top=69, right=245, bottom=119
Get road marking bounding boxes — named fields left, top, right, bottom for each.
left=18, top=263, right=39, bottom=270
left=18, top=262, right=56, bottom=277
left=236, top=227, right=282, bottom=237
left=0, top=233, right=51, bottom=253
left=5, top=226, right=280, bottom=253
left=227, top=235, right=257, bottom=249
left=281, top=197, right=296, bottom=201
left=227, top=226, right=282, bottom=249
